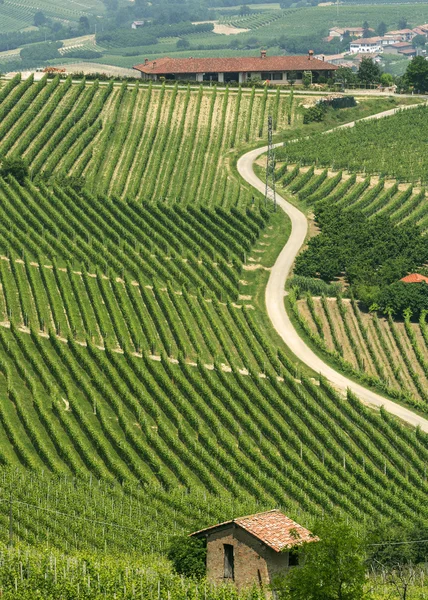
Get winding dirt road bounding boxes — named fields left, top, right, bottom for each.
left=237, top=106, right=428, bottom=432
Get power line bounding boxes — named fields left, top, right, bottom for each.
left=0, top=496, right=147, bottom=536
left=368, top=539, right=428, bottom=547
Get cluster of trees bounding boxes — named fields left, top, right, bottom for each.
left=0, top=14, right=92, bottom=54
left=96, top=21, right=213, bottom=47
left=20, top=41, right=62, bottom=62
left=335, top=54, right=428, bottom=93
left=294, top=203, right=428, bottom=315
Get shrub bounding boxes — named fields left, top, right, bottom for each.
left=167, top=535, right=207, bottom=578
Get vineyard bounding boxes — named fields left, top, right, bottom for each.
left=0, top=0, right=104, bottom=34
left=0, top=171, right=425, bottom=527
left=0, top=75, right=427, bottom=597
left=218, top=3, right=428, bottom=44
left=0, top=74, right=296, bottom=207
left=277, top=105, right=428, bottom=184
left=274, top=105, right=428, bottom=410
left=276, top=165, right=428, bottom=233
left=292, top=295, right=428, bottom=409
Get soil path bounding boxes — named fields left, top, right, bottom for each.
left=237, top=104, right=428, bottom=432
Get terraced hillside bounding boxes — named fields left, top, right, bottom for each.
left=276, top=167, right=428, bottom=233
left=0, top=77, right=427, bottom=543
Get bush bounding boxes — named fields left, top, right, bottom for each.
left=0, top=156, right=28, bottom=183
left=167, top=535, right=206, bottom=578
left=303, top=104, right=327, bottom=124
left=289, top=275, right=344, bottom=297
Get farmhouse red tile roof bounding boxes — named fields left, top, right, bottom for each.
left=351, top=37, right=382, bottom=44
left=190, top=509, right=318, bottom=552
left=392, top=42, right=413, bottom=48
left=134, top=55, right=337, bottom=75
left=398, top=48, right=417, bottom=54
left=401, top=273, right=428, bottom=283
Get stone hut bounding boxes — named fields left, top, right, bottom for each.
left=190, top=509, right=318, bottom=589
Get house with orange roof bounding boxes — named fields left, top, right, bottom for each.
left=190, top=509, right=318, bottom=589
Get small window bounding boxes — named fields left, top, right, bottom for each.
left=272, top=72, right=283, bottom=80
left=224, top=544, right=234, bottom=579
left=288, top=549, right=299, bottom=566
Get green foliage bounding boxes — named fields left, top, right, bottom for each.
left=0, top=155, right=28, bottom=183
left=288, top=275, right=343, bottom=297
left=167, top=536, right=207, bottom=577
left=404, top=56, right=428, bottom=92
left=278, top=104, right=428, bottom=183
left=280, top=519, right=365, bottom=600
left=295, top=203, right=428, bottom=310
left=358, top=57, right=382, bottom=85
left=303, top=104, right=326, bottom=124
left=33, top=11, right=46, bottom=26
left=378, top=281, right=428, bottom=318
left=20, top=41, right=62, bottom=62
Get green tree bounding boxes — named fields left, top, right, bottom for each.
left=239, top=4, right=251, bottom=15
left=79, top=16, right=90, bottom=32
left=283, top=519, right=365, bottom=600
left=377, top=21, right=387, bottom=36
left=398, top=16, right=408, bottom=29
left=287, top=70, right=297, bottom=85
left=362, top=20, right=370, bottom=38
left=404, top=55, right=428, bottom=92
left=167, top=535, right=206, bottom=578
left=380, top=72, right=393, bottom=86
left=334, top=66, right=357, bottom=88
left=33, top=11, right=47, bottom=26
left=0, top=156, right=28, bottom=184
left=412, top=34, right=426, bottom=48
left=302, top=72, right=312, bottom=88
left=358, top=57, right=381, bottom=85
left=176, top=38, right=190, bottom=49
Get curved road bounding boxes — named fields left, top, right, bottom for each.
left=237, top=106, right=428, bottom=432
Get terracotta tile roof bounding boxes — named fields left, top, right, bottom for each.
left=388, top=29, right=414, bottom=34
left=401, top=273, right=428, bottom=283
left=398, top=48, right=417, bottom=54
left=391, top=42, right=413, bottom=48
left=190, top=509, right=319, bottom=552
left=134, top=55, right=337, bottom=75
left=351, top=37, right=382, bottom=44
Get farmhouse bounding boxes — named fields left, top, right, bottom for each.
left=133, top=51, right=337, bottom=83
left=383, top=41, right=415, bottom=55
left=191, top=509, right=318, bottom=589
left=328, top=26, right=373, bottom=41
left=350, top=35, right=402, bottom=54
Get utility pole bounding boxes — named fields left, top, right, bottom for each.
left=8, top=491, right=13, bottom=548
left=265, top=115, right=277, bottom=211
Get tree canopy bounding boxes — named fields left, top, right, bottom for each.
left=405, top=56, right=428, bottom=92
left=294, top=203, right=428, bottom=313
left=280, top=519, right=365, bottom=600
left=358, top=57, right=381, bottom=85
